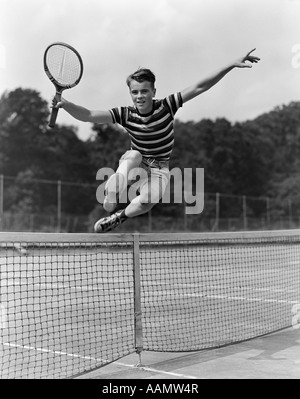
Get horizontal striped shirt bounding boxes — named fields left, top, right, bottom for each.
left=109, top=93, right=183, bottom=161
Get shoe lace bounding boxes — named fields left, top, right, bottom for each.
left=102, top=212, right=121, bottom=229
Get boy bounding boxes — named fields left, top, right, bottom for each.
left=52, top=49, right=260, bottom=233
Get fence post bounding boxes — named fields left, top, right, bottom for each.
left=57, top=180, right=61, bottom=232
left=243, top=195, right=248, bottom=230
left=0, top=175, right=3, bottom=230
left=148, top=209, right=152, bottom=232
left=215, top=192, right=220, bottom=231
left=183, top=202, right=187, bottom=231
left=288, top=199, right=292, bottom=228
left=266, top=197, right=270, bottom=228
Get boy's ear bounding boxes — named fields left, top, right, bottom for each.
left=153, top=88, right=156, bottom=97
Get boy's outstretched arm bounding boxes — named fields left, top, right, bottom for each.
left=181, top=49, right=260, bottom=103
left=52, top=97, right=113, bottom=124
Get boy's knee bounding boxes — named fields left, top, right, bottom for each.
left=140, top=192, right=159, bottom=207
left=120, top=150, right=142, bottom=166
left=105, top=172, right=125, bottom=193
left=140, top=188, right=162, bottom=205
left=139, top=201, right=155, bottom=212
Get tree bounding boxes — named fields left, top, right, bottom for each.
left=0, top=88, right=96, bottom=216
left=86, top=123, right=131, bottom=172
left=0, top=88, right=49, bottom=175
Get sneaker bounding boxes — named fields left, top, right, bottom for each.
left=94, top=210, right=127, bottom=233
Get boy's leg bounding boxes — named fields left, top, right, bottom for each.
left=103, top=150, right=142, bottom=212
left=125, top=166, right=169, bottom=217
left=95, top=166, right=169, bottom=233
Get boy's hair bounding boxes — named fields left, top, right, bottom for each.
left=126, top=68, right=156, bottom=89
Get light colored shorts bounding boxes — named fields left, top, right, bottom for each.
left=120, top=151, right=170, bottom=205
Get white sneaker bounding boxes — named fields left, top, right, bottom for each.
left=94, top=210, right=127, bottom=233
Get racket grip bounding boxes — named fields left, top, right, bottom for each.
left=49, top=92, right=62, bottom=128
left=49, top=107, right=59, bottom=128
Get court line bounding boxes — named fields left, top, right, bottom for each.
left=0, top=340, right=109, bottom=363
left=183, top=292, right=300, bottom=305
left=115, top=361, right=199, bottom=379
left=142, top=289, right=300, bottom=306
left=0, top=340, right=198, bottom=379
left=2, top=280, right=299, bottom=306
left=2, top=279, right=300, bottom=295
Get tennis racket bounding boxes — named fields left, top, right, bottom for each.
left=44, top=42, right=83, bottom=128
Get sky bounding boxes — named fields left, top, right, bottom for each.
left=0, top=0, right=299, bottom=141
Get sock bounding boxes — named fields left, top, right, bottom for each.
left=118, top=209, right=128, bottom=221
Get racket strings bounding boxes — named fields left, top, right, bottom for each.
left=46, top=45, right=82, bottom=86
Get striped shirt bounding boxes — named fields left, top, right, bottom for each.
left=109, top=93, right=183, bottom=161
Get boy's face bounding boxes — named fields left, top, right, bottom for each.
left=129, top=80, right=156, bottom=114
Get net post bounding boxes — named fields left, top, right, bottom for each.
left=133, top=232, right=143, bottom=366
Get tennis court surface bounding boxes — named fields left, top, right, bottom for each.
left=1, top=230, right=300, bottom=379
left=75, top=327, right=300, bottom=379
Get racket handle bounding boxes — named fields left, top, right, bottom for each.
left=48, top=92, right=62, bottom=128
left=49, top=107, right=59, bottom=128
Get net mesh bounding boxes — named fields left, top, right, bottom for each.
left=46, top=44, right=82, bottom=86
left=1, top=231, right=300, bottom=378
left=139, top=235, right=300, bottom=351
left=0, top=237, right=135, bottom=379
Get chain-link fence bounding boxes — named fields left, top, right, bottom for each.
left=1, top=174, right=299, bottom=232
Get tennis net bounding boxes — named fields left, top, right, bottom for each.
left=1, top=230, right=300, bottom=378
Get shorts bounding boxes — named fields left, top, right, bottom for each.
left=120, top=151, right=170, bottom=204
left=139, top=158, right=170, bottom=204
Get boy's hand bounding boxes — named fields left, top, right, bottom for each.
left=234, top=48, right=260, bottom=68
left=51, top=95, right=65, bottom=109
